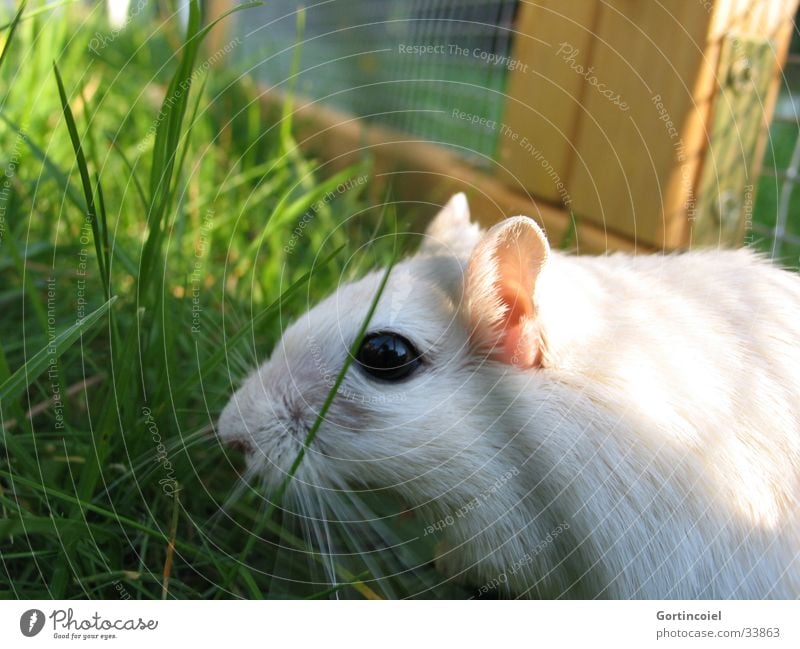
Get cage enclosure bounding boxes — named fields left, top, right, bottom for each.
left=212, top=0, right=800, bottom=257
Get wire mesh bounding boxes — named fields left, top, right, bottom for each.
left=752, top=26, right=800, bottom=266
left=235, top=0, right=519, bottom=166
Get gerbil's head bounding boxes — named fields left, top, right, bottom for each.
left=217, top=194, right=551, bottom=501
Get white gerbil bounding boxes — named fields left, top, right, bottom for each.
left=218, top=194, right=800, bottom=599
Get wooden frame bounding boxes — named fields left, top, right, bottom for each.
left=499, top=0, right=798, bottom=248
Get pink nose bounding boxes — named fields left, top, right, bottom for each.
left=226, top=437, right=255, bottom=455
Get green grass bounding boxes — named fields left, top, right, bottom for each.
left=0, top=1, right=453, bottom=599
left=751, top=118, right=800, bottom=267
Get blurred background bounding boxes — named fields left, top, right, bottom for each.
left=225, top=0, right=800, bottom=262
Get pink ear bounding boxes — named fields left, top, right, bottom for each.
left=463, top=216, right=550, bottom=368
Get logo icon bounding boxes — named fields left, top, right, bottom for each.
left=20, top=609, right=45, bottom=637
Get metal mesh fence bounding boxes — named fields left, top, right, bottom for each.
left=753, top=24, right=800, bottom=266
left=235, top=0, right=519, bottom=166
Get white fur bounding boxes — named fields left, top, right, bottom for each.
left=218, top=194, right=800, bottom=599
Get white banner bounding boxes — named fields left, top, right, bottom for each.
left=0, top=600, right=798, bottom=648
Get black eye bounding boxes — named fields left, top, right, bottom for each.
left=355, top=332, right=422, bottom=381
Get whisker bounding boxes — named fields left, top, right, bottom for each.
left=206, top=464, right=260, bottom=530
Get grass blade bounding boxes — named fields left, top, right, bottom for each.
left=0, top=296, right=117, bottom=405
left=53, top=62, right=110, bottom=299
left=0, top=0, right=26, bottom=73
left=226, top=239, right=399, bottom=594
left=279, top=252, right=397, bottom=501
left=0, top=0, right=74, bottom=32
left=0, top=516, right=112, bottom=539
left=161, top=488, right=180, bottom=600
left=170, top=244, right=345, bottom=406
left=0, top=113, right=86, bottom=214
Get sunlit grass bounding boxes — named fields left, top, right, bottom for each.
left=0, top=1, right=430, bottom=599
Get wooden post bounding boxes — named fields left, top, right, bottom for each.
left=499, top=0, right=798, bottom=249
